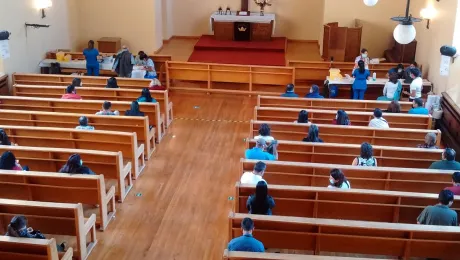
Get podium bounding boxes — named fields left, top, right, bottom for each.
left=210, top=12, right=275, bottom=41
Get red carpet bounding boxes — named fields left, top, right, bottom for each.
left=188, top=35, right=287, bottom=66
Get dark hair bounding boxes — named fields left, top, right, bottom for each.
left=286, top=84, right=295, bottom=92
left=311, top=85, right=319, bottom=94
left=59, top=154, right=82, bottom=174
left=0, top=151, right=17, bottom=170
left=241, top=217, right=254, bottom=232
left=389, top=72, right=399, bottom=84
left=424, top=133, right=437, bottom=147
left=297, top=110, right=309, bottom=123
left=103, top=101, right=112, bottom=110
left=79, top=116, right=89, bottom=126
left=452, top=172, right=460, bottom=184
left=7, top=215, right=27, bottom=237
left=139, top=51, right=148, bottom=60
left=445, top=148, right=456, bottom=161
left=66, top=85, right=75, bottom=94
left=88, top=40, right=94, bottom=48
left=250, top=181, right=271, bottom=215
left=396, top=63, right=404, bottom=70
left=305, top=124, right=321, bottom=142
left=254, top=161, right=266, bottom=173
left=130, top=101, right=141, bottom=113
left=140, top=88, right=153, bottom=102
left=330, top=168, right=347, bottom=188
left=336, top=110, right=350, bottom=125
left=361, top=48, right=368, bottom=54
left=106, top=77, right=119, bottom=88
left=410, top=68, right=421, bottom=77
left=438, top=190, right=454, bottom=205
left=373, top=108, right=383, bottom=118
left=138, top=51, right=146, bottom=57
left=72, top=78, right=82, bottom=87
left=414, top=98, right=424, bottom=108
left=360, top=142, right=373, bottom=159
left=258, top=124, right=271, bottom=137
left=358, top=60, right=365, bottom=74
left=387, top=100, right=401, bottom=113
left=411, top=61, right=418, bottom=67
left=0, top=129, right=12, bottom=145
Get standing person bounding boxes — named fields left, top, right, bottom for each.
left=246, top=181, right=275, bottom=215
left=302, top=124, right=323, bottom=143
left=352, top=60, right=370, bottom=100
left=385, top=100, right=401, bottom=113
left=417, top=133, right=439, bottom=149
left=137, top=88, right=157, bottom=103
left=61, top=85, right=82, bottom=100
left=59, top=154, right=95, bottom=175
left=75, top=116, right=95, bottom=130
left=245, top=139, right=278, bottom=161
left=408, top=98, right=429, bottom=115
left=352, top=142, right=378, bottom=167
left=429, top=148, right=460, bottom=170
left=83, top=40, right=100, bottom=76
left=106, top=77, right=119, bottom=88
left=328, top=168, right=351, bottom=189
left=95, top=101, right=119, bottom=116
left=295, top=110, right=309, bottom=123
left=403, top=68, right=423, bottom=101
left=417, top=190, right=457, bottom=226
left=0, top=151, right=23, bottom=170
left=305, top=85, right=324, bottom=99
left=139, top=52, right=157, bottom=79
left=227, top=217, right=265, bottom=252
left=125, top=101, right=145, bottom=117
left=281, top=84, right=299, bottom=98
left=333, top=110, right=351, bottom=125
left=113, top=46, right=135, bottom=78
left=368, top=108, right=389, bottom=128
left=404, top=61, right=418, bottom=83
left=445, top=172, right=460, bottom=196
left=379, top=73, right=401, bottom=101
left=354, top=48, right=370, bottom=70
left=254, top=123, right=274, bottom=143
left=240, top=161, right=267, bottom=185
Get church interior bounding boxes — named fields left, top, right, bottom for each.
left=1, top=0, right=460, bottom=259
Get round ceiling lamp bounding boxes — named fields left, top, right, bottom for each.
left=393, top=24, right=417, bottom=44
left=363, top=0, right=378, bottom=6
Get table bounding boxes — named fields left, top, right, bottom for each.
left=39, top=59, right=115, bottom=75
left=210, top=12, right=275, bottom=41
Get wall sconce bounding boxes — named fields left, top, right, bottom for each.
left=35, top=0, right=52, bottom=19
left=420, top=5, right=437, bottom=29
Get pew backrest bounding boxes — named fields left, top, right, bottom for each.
left=0, top=236, right=73, bottom=260
left=222, top=249, right=384, bottom=260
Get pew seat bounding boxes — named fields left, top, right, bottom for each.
left=222, top=250, right=382, bottom=260
left=0, top=199, right=97, bottom=260
left=0, top=236, right=73, bottom=260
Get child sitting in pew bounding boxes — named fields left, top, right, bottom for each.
left=246, top=181, right=275, bottom=215
left=75, top=116, right=95, bottom=130
left=328, top=168, right=351, bottom=189
left=59, top=154, right=95, bottom=175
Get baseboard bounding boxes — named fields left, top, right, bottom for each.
left=287, top=39, right=319, bottom=44
left=171, top=35, right=201, bottom=40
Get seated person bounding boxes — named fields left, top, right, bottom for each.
left=403, top=68, right=423, bottom=101
left=295, top=110, right=309, bottom=123
left=137, top=88, right=157, bottom=103
left=106, top=77, right=119, bottom=88
left=125, top=101, right=145, bottom=117
left=0, top=151, right=23, bottom=170
left=96, top=101, right=119, bottom=116
left=417, top=133, right=439, bottom=149
left=6, top=215, right=45, bottom=239
left=281, top=83, right=299, bottom=98
left=368, top=108, right=389, bottom=128
left=379, top=72, right=401, bottom=101
left=254, top=123, right=274, bottom=143
left=328, top=168, right=351, bottom=189
left=134, top=51, right=147, bottom=66
left=246, top=181, right=275, bottom=215
left=429, top=148, right=460, bottom=170
left=240, top=161, right=267, bottom=185
left=227, top=217, right=265, bottom=252
left=445, top=172, right=460, bottom=195
left=0, top=129, right=16, bottom=146
left=138, top=52, right=157, bottom=79
left=408, top=98, right=429, bottom=115
left=385, top=100, right=401, bottom=113
left=352, top=142, right=377, bottom=167
left=245, top=139, right=278, bottom=161
left=59, top=154, right=95, bottom=175
left=354, top=48, right=370, bottom=70
left=302, top=124, right=323, bottom=143
left=403, top=61, right=418, bottom=83
left=333, top=110, right=351, bottom=125
left=305, top=85, right=324, bottom=99
left=417, top=190, right=457, bottom=226
left=72, top=78, right=82, bottom=87
left=75, top=116, right=95, bottom=130
left=61, top=85, right=82, bottom=100
left=387, top=63, right=405, bottom=79
left=148, top=78, right=166, bottom=91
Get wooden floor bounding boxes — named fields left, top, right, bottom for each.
left=88, top=93, right=257, bottom=260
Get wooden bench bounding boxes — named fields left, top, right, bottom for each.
left=250, top=120, right=441, bottom=148
left=0, top=125, right=145, bottom=179
left=166, top=61, right=295, bottom=96
left=255, top=107, right=433, bottom=130
left=257, top=95, right=413, bottom=112
left=0, top=170, right=116, bottom=231
left=235, top=183, right=459, bottom=223
left=0, top=146, right=132, bottom=202
left=223, top=250, right=383, bottom=260
left=0, top=236, right=73, bottom=260
left=240, top=159, right=453, bottom=194
left=0, top=109, right=155, bottom=159
left=246, top=139, right=443, bottom=168
left=12, top=84, right=173, bottom=127
left=0, top=199, right=97, bottom=260
left=0, top=96, right=164, bottom=144
left=0, top=74, right=8, bottom=95
left=229, top=212, right=460, bottom=259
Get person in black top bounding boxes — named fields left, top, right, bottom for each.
left=296, top=110, right=309, bottom=123
left=334, top=110, right=351, bottom=125
left=246, top=181, right=275, bottom=215
left=6, top=215, right=45, bottom=239
left=125, top=101, right=145, bottom=117
left=59, top=154, right=95, bottom=175
left=0, top=129, right=12, bottom=145
left=302, top=124, right=323, bottom=143
left=106, top=77, right=119, bottom=88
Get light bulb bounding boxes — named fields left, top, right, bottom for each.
left=393, top=24, right=416, bottom=45
left=35, top=0, right=52, bottom=9
left=421, top=6, right=437, bottom=20
left=363, top=0, right=378, bottom=7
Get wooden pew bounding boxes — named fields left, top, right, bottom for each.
left=0, top=236, right=73, bottom=260
left=12, top=84, right=173, bottom=127
left=223, top=249, right=386, bottom=260
left=0, top=170, right=116, bottom=231
left=246, top=139, right=443, bottom=168
left=0, top=146, right=132, bottom=203
left=250, top=120, right=441, bottom=148
left=235, top=183, right=460, bottom=223
left=0, top=199, right=97, bottom=260
left=0, top=96, right=164, bottom=144
left=166, top=61, right=295, bottom=95
left=0, top=109, right=155, bottom=159
left=257, top=95, right=413, bottom=112
left=255, top=107, right=433, bottom=130
left=0, top=74, right=8, bottom=95
left=0, top=125, right=145, bottom=179
left=240, top=159, right=453, bottom=194
left=439, top=92, right=460, bottom=161
left=229, top=212, right=460, bottom=259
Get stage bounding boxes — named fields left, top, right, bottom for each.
left=188, top=35, right=287, bottom=66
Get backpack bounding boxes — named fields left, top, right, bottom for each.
left=329, top=85, right=339, bottom=98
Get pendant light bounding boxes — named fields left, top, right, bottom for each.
left=363, top=0, right=378, bottom=7
left=391, top=0, right=421, bottom=44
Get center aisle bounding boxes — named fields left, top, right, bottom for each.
left=88, top=93, right=256, bottom=260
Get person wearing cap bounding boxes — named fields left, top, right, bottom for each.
left=245, top=139, right=278, bottom=161
left=281, top=84, right=299, bottom=98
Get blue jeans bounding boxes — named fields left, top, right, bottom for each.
left=86, top=65, right=100, bottom=76
left=353, top=89, right=366, bottom=100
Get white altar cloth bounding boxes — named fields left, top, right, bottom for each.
left=210, top=12, right=276, bottom=35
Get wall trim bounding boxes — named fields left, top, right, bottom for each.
left=171, top=35, right=201, bottom=40
left=287, top=39, right=319, bottom=44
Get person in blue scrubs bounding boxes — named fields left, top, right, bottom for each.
left=83, top=40, right=100, bottom=76
left=352, top=60, right=370, bottom=100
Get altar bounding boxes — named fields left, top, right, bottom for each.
left=210, top=12, right=275, bottom=41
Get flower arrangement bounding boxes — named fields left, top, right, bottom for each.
left=254, top=0, right=271, bottom=16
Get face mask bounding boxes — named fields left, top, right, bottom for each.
left=361, top=54, right=368, bottom=58
left=310, top=88, right=313, bottom=93
left=329, top=178, right=336, bottom=185
left=398, top=69, right=403, bottom=73
left=80, top=160, right=83, bottom=166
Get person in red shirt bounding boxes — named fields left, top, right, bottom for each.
left=61, top=85, right=82, bottom=100
left=445, top=172, right=460, bottom=195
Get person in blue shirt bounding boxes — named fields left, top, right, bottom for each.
left=137, top=88, right=157, bottom=103
left=352, top=60, right=371, bottom=100
left=228, top=217, right=265, bottom=252
left=245, top=139, right=278, bottom=161
left=138, top=52, right=157, bottom=79
left=281, top=84, right=298, bottom=98
left=83, top=40, right=100, bottom=76
left=305, top=85, right=324, bottom=99
left=408, top=98, right=429, bottom=115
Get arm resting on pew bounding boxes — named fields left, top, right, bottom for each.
left=61, top=247, right=74, bottom=260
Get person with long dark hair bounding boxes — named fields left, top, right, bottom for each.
left=352, top=142, right=377, bottom=167
left=351, top=60, right=370, bottom=100
left=380, top=72, right=401, bottom=101
left=385, top=100, right=401, bottom=113
left=125, top=101, right=145, bottom=117
left=137, top=88, right=157, bottom=103
left=333, top=110, right=351, bottom=125
left=255, top=123, right=274, bottom=142
left=328, top=168, right=351, bottom=189
left=106, top=77, right=119, bottom=88
left=72, top=78, right=82, bottom=87
left=295, top=110, right=309, bottom=123
left=0, top=129, right=12, bottom=145
left=59, top=154, right=95, bottom=175
left=302, top=124, right=323, bottom=143
left=246, top=181, right=275, bottom=215
left=0, top=151, right=23, bottom=170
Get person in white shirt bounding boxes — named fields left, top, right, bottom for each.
left=403, top=68, right=422, bottom=101
left=254, top=123, right=275, bottom=143
left=382, top=73, right=399, bottom=100
left=240, top=161, right=267, bottom=185
left=368, top=108, right=389, bottom=129
left=354, top=48, right=370, bottom=70
left=328, top=168, right=351, bottom=189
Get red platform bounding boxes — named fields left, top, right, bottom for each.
left=188, top=35, right=287, bottom=67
